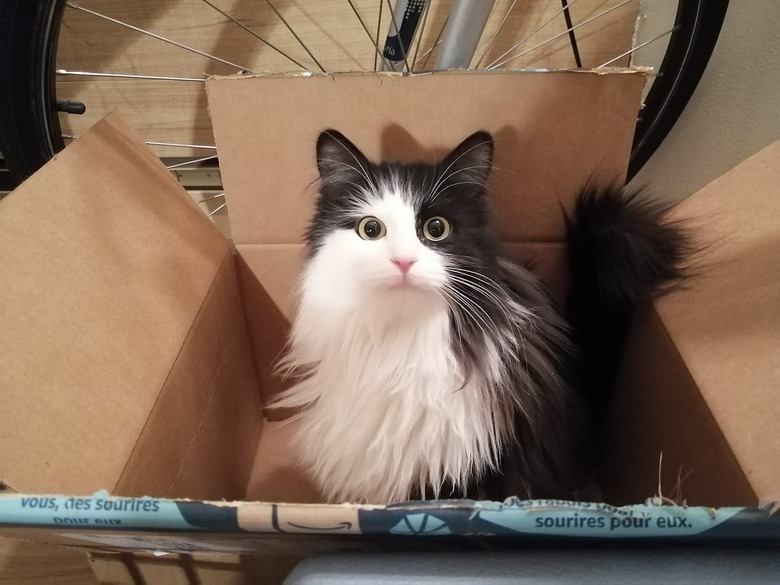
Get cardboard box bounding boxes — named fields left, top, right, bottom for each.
left=602, top=140, right=780, bottom=508
left=0, top=71, right=778, bottom=583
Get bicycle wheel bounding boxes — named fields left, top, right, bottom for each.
left=0, top=0, right=67, bottom=183
left=0, top=0, right=728, bottom=189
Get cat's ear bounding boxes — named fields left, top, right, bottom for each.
left=316, top=130, right=372, bottom=188
left=441, top=131, right=494, bottom=187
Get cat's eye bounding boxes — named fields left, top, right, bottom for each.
left=356, top=216, right=386, bottom=240
left=423, top=216, right=451, bottom=242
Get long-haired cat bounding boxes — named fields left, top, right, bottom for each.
left=272, top=130, right=689, bottom=504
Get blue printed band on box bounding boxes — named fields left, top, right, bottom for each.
left=1, top=492, right=777, bottom=554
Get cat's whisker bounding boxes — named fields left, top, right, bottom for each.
left=446, top=275, right=509, bottom=315
left=443, top=284, right=496, bottom=338
left=448, top=276, right=523, bottom=322
left=427, top=164, right=492, bottom=202
left=445, top=274, right=532, bottom=379
left=445, top=282, right=497, bottom=323
left=323, top=131, right=375, bottom=188
left=449, top=266, right=534, bottom=317
left=428, top=171, right=491, bottom=203
left=430, top=164, right=491, bottom=194
left=318, top=156, right=374, bottom=189
left=447, top=277, right=506, bottom=305
left=436, top=288, right=468, bottom=338
left=440, top=286, right=474, bottom=320
left=446, top=266, right=507, bottom=291
left=429, top=180, right=491, bottom=203
left=443, top=298, right=488, bottom=352
left=444, top=273, right=515, bottom=320
left=516, top=328, right=530, bottom=382
left=426, top=140, right=493, bottom=200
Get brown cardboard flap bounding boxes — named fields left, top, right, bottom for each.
left=233, top=245, right=300, bottom=410
left=602, top=308, right=756, bottom=507
left=206, top=70, right=645, bottom=246
left=0, top=113, right=228, bottom=494
left=246, top=420, right=321, bottom=504
left=656, top=142, right=780, bottom=505
left=115, top=253, right=262, bottom=501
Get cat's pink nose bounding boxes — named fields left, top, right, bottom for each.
left=392, top=258, right=417, bottom=274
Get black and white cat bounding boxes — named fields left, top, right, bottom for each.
left=272, top=130, right=689, bottom=504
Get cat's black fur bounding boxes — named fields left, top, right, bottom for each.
left=309, top=130, right=497, bottom=263
left=312, top=129, right=690, bottom=501
left=565, top=188, right=692, bottom=433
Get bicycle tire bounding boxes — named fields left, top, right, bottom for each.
left=628, top=0, right=729, bottom=177
left=0, top=0, right=728, bottom=186
left=0, top=0, right=66, bottom=184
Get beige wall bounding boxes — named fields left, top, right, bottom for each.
left=630, top=1, right=780, bottom=202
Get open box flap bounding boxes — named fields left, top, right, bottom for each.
left=659, top=141, right=780, bottom=504
left=602, top=142, right=780, bottom=507
left=206, top=70, right=647, bottom=246
left=0, top=113, right=241, bottom=495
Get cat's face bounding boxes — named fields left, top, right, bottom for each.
left=305, top=130, right=498, bottom=306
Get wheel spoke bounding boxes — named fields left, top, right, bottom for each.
left=411, top=0, right=432, bottom=72
left=489, top=0, right=634, bottom=70
left=597, top=27, right=678, bottom=68
left=167, top=155, right=218, bottom=170
left=486, top=0, right=584, bottom=69
left=374, top=0, right=384, bottom=71
left=57, top=69, right=204, bottom=82
left=560, top=0, right=583, bottom=68
left=474, top=0, right=518, bottom=68
left=419, top=16, right=448, bottom=71
left=198, top=0, right=307, bottom=71
left=415, top=39, right=443, bottom=68
left=64, top=2, right=253, bottom=72
left=208, top=202, right=227, bottom=217
left=345, top=0, right=389, bottom=71
left=146, top=141, right=217, bottom=150
left=265, top=0, right=325, bottom=72
left=197, top=193, right=226, bottom=204
left=63, top=137, right=219, bottom=149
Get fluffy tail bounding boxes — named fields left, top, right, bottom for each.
left=565, top=186, right=692, bottom=432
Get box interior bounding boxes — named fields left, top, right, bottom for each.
left=206, top=69, right=646, bottom=408
left=1, top=71, right=777, bottom=512
left=601, top=141, right=780, bottom=508
left=0, top=113, right=261, bottom=502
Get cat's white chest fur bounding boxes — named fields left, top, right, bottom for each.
left=276, top=247, right=502, bottom=504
